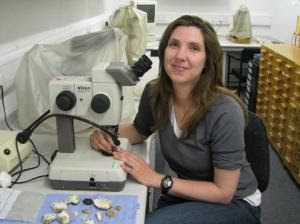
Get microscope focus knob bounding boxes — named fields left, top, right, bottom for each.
left=56, top=90, right=76, bottom=111
left=91, top=94, right=110, bottom=113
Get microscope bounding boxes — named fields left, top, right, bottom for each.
left=47, top=55, right=152, bottom=191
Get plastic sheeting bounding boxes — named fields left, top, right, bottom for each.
left=15, top=28, right=135, bottom=133
left=229, top=5, right=252, bottom=39
left=108, top=6, right=148, bottom=66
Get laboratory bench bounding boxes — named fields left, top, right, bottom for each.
left=0, top=119, right=156, bottom=223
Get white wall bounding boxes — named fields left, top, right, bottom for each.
left=0, top=0, right=107, bottom=44
left=270, top=0, right=300, bottom=43
left=0, top=0, right=124, bottom=121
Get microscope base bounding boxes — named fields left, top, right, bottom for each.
left=49, top=137, right=131, bottom=191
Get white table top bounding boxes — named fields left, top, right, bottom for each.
left=147, top=34, right=282, bottom=51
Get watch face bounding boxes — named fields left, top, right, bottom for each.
left=162, top=177, right=172, bottom=188
left=161, top=175, right=173, bottom=194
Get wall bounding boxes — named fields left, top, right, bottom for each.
left=0, top=0, right=104, bottom=44
left=0, top=0, right=123, bottom=121
left=270, top=0, right=300, bottom=43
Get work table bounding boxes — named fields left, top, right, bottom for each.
left=1, top=129, right=154, bottom=224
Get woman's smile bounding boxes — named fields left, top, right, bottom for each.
left=172, top=64, right=189, bottom=72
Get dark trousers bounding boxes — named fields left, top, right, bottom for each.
left=145, top=195, right=261, bottom=224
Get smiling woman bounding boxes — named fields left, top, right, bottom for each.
left=90, top=15, right=262, bottom=224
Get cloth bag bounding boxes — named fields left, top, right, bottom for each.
left=16, top=28, right=134, bottom=133
left=108, top=5, right=148, bottom=66
left=229, top=5, right=252, bottom=40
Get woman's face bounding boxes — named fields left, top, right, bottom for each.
left=164, top=26, right=206, bottom=88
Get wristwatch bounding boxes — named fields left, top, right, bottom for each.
left=160, top=175, right=173, bottom=194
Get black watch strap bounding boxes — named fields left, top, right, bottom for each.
left=160, top=175, right=173, bottom=194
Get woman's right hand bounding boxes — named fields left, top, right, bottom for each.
left=89, top=130, right=115, bottom=154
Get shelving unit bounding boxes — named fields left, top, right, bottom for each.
left=256, top=44, right=300, bottom=185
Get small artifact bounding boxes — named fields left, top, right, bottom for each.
left=64, top=194, right=80, bottom=205
left=42, top=213, right=57, bottom=224
left=96, top=211, right=103, bottom=222
left=115, top=205, right=122, bottom=211
left=82, top=208, right=91, bottom=214
left=84, top=219, right=95, bottom=224
left=70, top=210, right=80, bottom=219
left=51, top=201, right=67, bottom=213
left=57, top=210, right=71, bottom=224
left=105, top=210, right=116, bottom=218
left=83, top=198, right=94, bottom=205
left=93, top=198, right=112, bottom=210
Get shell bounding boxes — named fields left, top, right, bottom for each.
left=84, top=219, right=95, bottom=224
left=93, top=198, right=112, bottom=210
left=96, top=211, right=103, bottom=222
left=42, top=213, right=57, bottom=224
left=51, top=201, right=67, bottom=213
left=57, top=210, right=71, bottom=224
left=115, top=205, right=122, bottom=211
left=105, top=210, right=116, bottom=218
left=64, top=194, right=80, bottom=205
left=70, top=210, right=80, bottom=219
left=82, top=208, right=90, bottom=214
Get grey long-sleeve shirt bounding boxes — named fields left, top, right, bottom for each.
left=133, top=84, right=258, bottom=199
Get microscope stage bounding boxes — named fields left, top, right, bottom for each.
left=48, top=137, right=131, bottom=191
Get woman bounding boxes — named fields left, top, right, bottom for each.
left=90, top=15, right=261, bottom=224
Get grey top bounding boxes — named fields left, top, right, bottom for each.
left=134, top=84, right=258, bottom=199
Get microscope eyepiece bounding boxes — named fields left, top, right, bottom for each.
left=131, top=55, right=152, bottom=78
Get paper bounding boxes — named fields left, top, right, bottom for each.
left=0, top=188, right=21, bottom=219
left=35, top=193, right=139, bottom=224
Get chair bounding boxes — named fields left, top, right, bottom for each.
left=244, top=111, right=270, bottom=192
left=227, top=49, right=260, bottom=95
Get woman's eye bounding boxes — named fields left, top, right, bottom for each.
left=168, top=42, right=179, bottom=48
left=190, top=45, right=200, bottom=52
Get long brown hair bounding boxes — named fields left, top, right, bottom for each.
left=148, top=15, right=247, bottom=138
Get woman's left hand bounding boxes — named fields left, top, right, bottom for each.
left=113, top=148, right=163, bottom=188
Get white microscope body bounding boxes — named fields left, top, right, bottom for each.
left=48, top=56, right=152, bottom=191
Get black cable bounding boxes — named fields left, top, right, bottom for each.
left=9, top=138, right=50, bottom=186
left=9, top=138, right=24, bottom=187
left=18, top=113, right=120, bottom=146
left=12, top=174, right=49, bottom=184
left=0, top=85, right=13, bottom=131
left=11, top=139, right=50, bottom=177
left=26, top=109, right=50, bottom=131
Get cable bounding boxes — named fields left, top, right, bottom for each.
left=26, top=109, right=50, bottom=131
left=0, top=85, right=13, bottom=131
left=9, top=139, right=50, bottom=186
left=11, top=139, right=50, bottom=178
left=11, top=174, right=49, bottom=184
left=9, top=138, right=24, bottom=187
left=17, top=113, right=120, bottom=146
